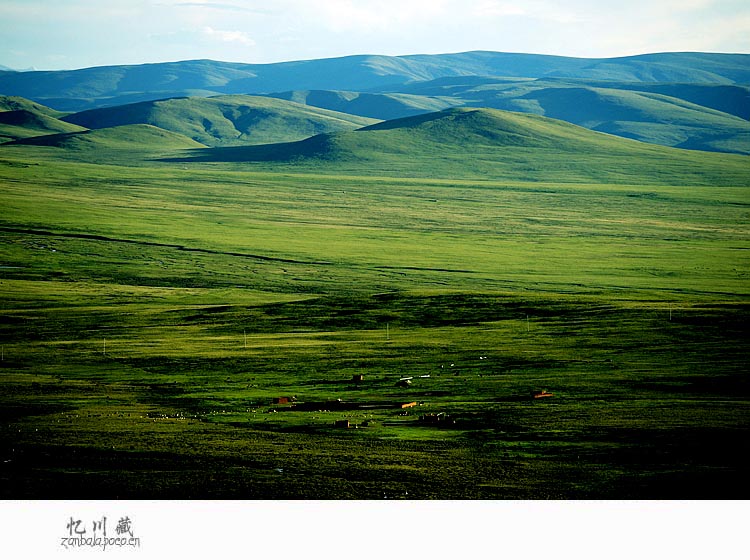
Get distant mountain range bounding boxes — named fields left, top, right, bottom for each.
left=0, top=51, right=748, bottom=154
left=1, top=51, right=748, bottom=110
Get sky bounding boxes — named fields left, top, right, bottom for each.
left=1, top=0, right=749, bottom=70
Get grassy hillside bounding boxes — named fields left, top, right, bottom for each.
left=572, top=82, right=750, bottom=120
left=62, top=95, right=378, bottom=147
left=0, top=95, right=86, bottom=142
left=498, top=86, right=750, bottom=154
left=0, top=109, right=87, bottom=143
left=180, top=107, right=750, bottom=184
left=8, top=124, right=205, bottom=162
left=3, top=52, right=746, bottom=154
left=0, top=137, right=748, bottom=498
left=386, top=79, right=750, bottom=154
left=0, top=95, right=65, bottom=117
left=2, top=51, right=748, bottom=112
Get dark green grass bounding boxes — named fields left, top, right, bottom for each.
left=0, top=129, right=748, bottom=498
left=1, top=291, right=747, bottom=499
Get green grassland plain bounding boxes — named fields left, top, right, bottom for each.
left=0, top=136, right=748, bottom=499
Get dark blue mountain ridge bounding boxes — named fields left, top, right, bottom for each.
left=0, top=51, right=748, bottom=112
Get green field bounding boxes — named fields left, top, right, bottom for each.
left=0, top=109, right=748, bottom=498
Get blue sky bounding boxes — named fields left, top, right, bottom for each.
left=1, top=0, right=749, bottom=70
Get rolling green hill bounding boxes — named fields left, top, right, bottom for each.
left=0, top=109, right=87, bottom=142
left=258, top=80, right=750, bottom=155
left=62, top=95, right=378, bottom=147
left=180, top=107, right=750, bottom=185
left=566, top=82, right=750, bottom=120
left=489, top=86, right=750, bottom=154
left=0, top=95, right=65, bottom=117
left=3, top=52, right=747, bottom=154
left=0, top=95, right=87, bottom=142
left=10, top=123, right=206, bottom=154
left=375, top=79, right=750, bottom=154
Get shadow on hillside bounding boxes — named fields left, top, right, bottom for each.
left=162, top=134, right=331, bottom=163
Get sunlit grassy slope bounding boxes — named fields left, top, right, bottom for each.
left=9, top=123, right=206, bottom=154
left=0, top=95, right=65, bottom=117
left=61, top=95, right=378, bottom=146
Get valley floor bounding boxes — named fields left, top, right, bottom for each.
left=0, top=147, right=748, bottom=499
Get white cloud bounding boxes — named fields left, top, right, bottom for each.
left=201, top=26, right=255, bottom=46
left=470, top=0, right=590, bottom=24
left=2, top=0, right=749, bottom=69
left=171, top=1, right=272, bottom=14
left=473, top=2, right=527, bottom=17
left=296, top=0, right=449, bottom=32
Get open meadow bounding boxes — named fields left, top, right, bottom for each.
left=1, top=122, right=748, bottom=498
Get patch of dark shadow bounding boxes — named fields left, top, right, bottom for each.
left=670, top=311, right=749, bottom=333
left=143, top=382, right=183, bottom=393
left=149, top=397, right=232, bottom=422
left=181, top=305, right=236, bottom=323
left=490, top=395, right=536, bottom=403
left=625, top=192, right=666, bottom=200
left=161, top=134, right=333, bottom=163
left=0, top=226, right=333, bottom=266
left=3, top=381, right=85, bottom=397
left=228, top=421, right=323, bottom=435
left=0, top=403, right=75, bottom=421
left=191, top=305, right=233, bottom=314
left=406, top=390, right=453, bottom=397
left=288, top=400, right=412, bottom=412
left=0, top=444, right=281, bottom=499
left=627, top=374, right=750, bottom=397
left=260, top=292, right=582, bottom=331
left=582, top=426, right=749, bottom=469
left=441, top=410, right=526, bottom=433
left=0, top=159, right=38, bottom=168
left=0, top=316, right=27, bottom=330
left=610, top=466, right=749, bottom=500
left=115, top=357, right=256, bottom=376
